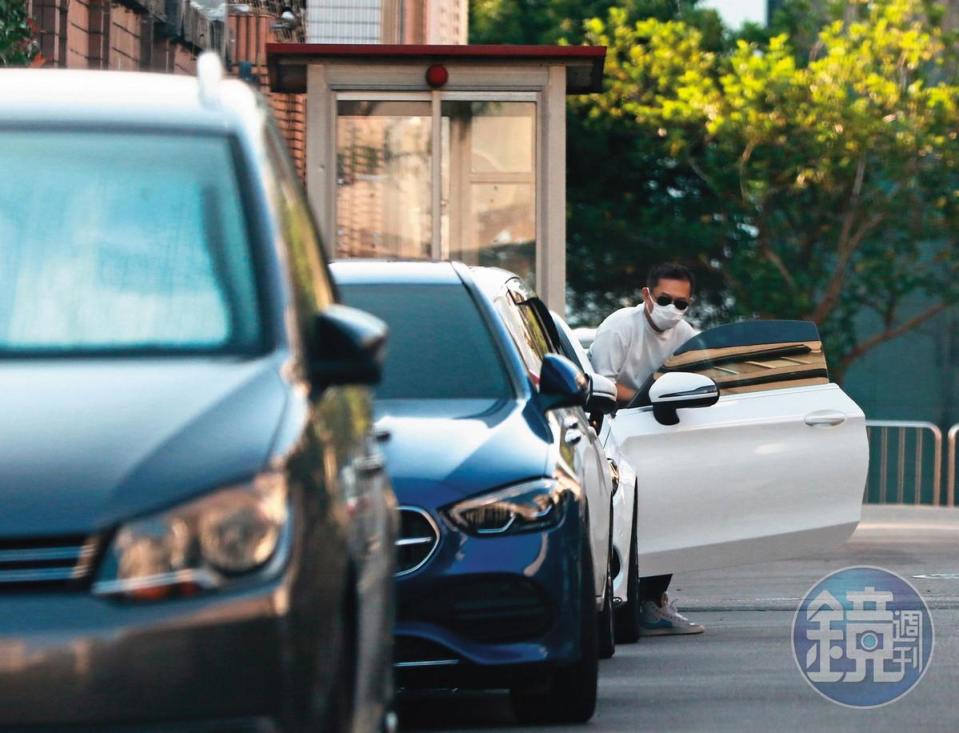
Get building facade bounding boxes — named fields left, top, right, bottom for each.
left=306, top=0, right=467, bottom=45
left=23, top=0, right=464, bottom=178
left=27, top=0, right=212, bottom=73
left=26, top=0, right=309, bottom=175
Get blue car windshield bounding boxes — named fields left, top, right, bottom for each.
left=340, top=283, right=513, bottom=400
left=0, top=130, right=263, bottom=356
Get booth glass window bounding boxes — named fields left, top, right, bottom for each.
left=334, top=96, right=537, bottom=284
left=335, top=100, right=432, bottom=259
left=442, top=101, right=536, bottom=284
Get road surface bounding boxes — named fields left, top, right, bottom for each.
left=400, top=505, right=959, bottom=732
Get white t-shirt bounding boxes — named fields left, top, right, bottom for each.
left=589, top=306, right=699, bottom=392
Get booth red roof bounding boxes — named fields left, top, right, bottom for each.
left=265, top=43, right=607, bottom=94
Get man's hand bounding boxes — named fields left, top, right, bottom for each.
left=616, top=383, right=637, bottom=406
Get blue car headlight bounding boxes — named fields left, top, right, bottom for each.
left=93, top=472, right=291, bottom=600
left=444, top=479, right=569, bottom=536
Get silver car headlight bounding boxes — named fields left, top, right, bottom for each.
left=444, top=479, right=569, bottom=536
left=93, top=472, right=291, bottom=600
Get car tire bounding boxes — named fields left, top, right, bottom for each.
left=614, top=485, right=642, bottom=644
left=510, top=537, right=599, bottom=725
left=597, top=554, right=616, bottom=659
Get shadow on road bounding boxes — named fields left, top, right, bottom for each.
left=397, top=690, right=519, bottom=730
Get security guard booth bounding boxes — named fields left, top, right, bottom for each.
left=266, top=43, right=605, bottom=313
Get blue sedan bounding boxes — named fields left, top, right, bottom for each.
left=334, top=260, right=616, bottom=725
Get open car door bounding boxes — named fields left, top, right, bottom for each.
left=609, top=320, right=868, bottom=576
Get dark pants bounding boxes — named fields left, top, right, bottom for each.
left=639, top=574, right=672, bottom=603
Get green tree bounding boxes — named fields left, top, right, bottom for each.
left=0, top=0, right=38, bottom=66
left=585, top=0, right=959, bottom=379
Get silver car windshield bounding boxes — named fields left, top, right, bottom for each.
left=0, top=129, right=263, bottom=356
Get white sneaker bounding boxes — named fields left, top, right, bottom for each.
left=638, top=593, right=705, bottom=636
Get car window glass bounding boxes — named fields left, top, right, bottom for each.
left=635, top=320, right=830, bottom=406
left=518, top=303, right=553, bottom=360
left=339, top=283, right=512, bottom=400
left=493, top=293, right=543, bottom=385
left=0, top=130, right=261, bottom=355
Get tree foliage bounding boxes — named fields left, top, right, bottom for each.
left=0, top=0, right=38, bottom=66
left=471, top=0, right=959, bottom=379
left=584, top=0, right=959, bottom=377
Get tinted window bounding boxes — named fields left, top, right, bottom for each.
left=339, top=283, right=511, bottom=399
left=0, top=130, right=262, bottom=355
left=492, top=287, right=553, bottom=387
left=660, top=320, right=829, bottom=394
left=634, top=320, right=829, bottom=406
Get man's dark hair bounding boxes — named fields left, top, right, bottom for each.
left=647, top=262, right=695, bottom=292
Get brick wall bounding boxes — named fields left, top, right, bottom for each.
left=27, top=0, right=209, bottom=72
left=65, top=0, right=89, bottom=67
left=271, top=93, right=307, bottom=178
left=231, top=11, right=306, bottom=178
left=110, top=4, right=142, bottom=70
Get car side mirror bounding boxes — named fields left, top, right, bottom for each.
left=587, top=373, right=617, bottom=416
left=539, top=354, right=589, bottom=411
left=649, top=372, right=719, bottom=426
left=310, top=305, right=388, bottom=387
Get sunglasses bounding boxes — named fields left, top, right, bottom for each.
left=654, top=294, right=691, bottom=311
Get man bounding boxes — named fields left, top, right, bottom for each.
left=589, top=262, right=704, bottom=636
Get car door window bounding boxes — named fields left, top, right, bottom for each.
left=516, top=299, right=555, bottom=360
left=632, top=320, right=830, bottom=407
left=493, top=291, right=545, bottom=385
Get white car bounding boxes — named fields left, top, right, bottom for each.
left=572, top=326, right=597, bottom=351
left=558, top=316, right=868, bottom=604
left=551, top=314, right=644, bottom=643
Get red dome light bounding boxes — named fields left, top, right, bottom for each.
left=425, top=64, right=449, bottom=88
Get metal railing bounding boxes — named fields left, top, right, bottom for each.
left=865, top=420, right=943, bottom=506
left=949, top=424, right=959, bottom=508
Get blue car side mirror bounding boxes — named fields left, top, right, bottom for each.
left=538, top=354, right=589, bottom=412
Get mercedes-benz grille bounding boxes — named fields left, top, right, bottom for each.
left=396, top=507, right=439, bottom=576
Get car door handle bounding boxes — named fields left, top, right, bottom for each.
left=565, top=429, right=583, bottom=445
left=804, top=410, right=846, bottom=427
left=563, top=416, right=580, bottom=430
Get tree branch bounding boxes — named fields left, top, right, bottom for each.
left=808, top=211, right=884, bottom=323
left=687, top=155, right=741, bottom=207
left=839, top=302, right=950, bottom=373
left=697, top=253, right=746, bottom=300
